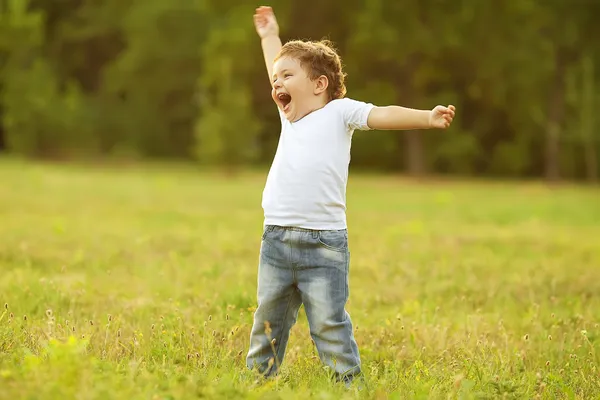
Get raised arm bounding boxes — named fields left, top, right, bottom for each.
left=253, top=6, right=282, bottom=83
left=367, top=104, right=456, bottom=130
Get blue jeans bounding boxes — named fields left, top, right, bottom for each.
left=246, top=225, right=361, bottom=381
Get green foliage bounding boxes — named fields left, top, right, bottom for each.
left=0, top=0, right=93, bottom=157
left=0, top=0, right=598, bottom=179
left=100, top=0, right=208, bottom=158
left=2, top=60, right=91, bottom=157
left=194, top=6, right=262, bottom=170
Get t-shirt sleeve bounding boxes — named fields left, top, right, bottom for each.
left=338, top=97, right=375, bottom=131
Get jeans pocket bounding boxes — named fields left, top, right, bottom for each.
left=262, top=225, right=274, bottom=241
left=317, top=230, right=348, bottom=252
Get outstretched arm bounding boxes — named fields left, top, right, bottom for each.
left=367, top=105, right=456, bottom=130
left=253, top=6, right=282, bottom=83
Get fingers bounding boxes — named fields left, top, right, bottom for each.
left=439, top=105, right=455, bottom=119
left=255, top=6, right=273, bottom=17
left=447, top=105, right=455, bottom=118
left=253, top=15, right=265, bottom=26
left=442, top=105, right=455, bottom=115
left=254, top=6, right=275, bottom=28
left=253, top=14, right=269, bottom=30
left=435, top=105, right=455, bottom=129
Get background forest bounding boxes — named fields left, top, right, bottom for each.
left=1, top=0, right=599, bottom=181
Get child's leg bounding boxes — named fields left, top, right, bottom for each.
left=296, top=229, right=361, bottom=381
left=246, top=226, right=302, bottom=377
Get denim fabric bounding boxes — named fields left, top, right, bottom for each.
left=246, top=225, right=360, bottom=381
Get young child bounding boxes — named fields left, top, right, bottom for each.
left=247, top=6, right=455, bottom=383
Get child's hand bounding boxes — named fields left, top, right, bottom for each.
left=429, top=105, right=456, bottom=129
left=253, top=6, right=279, bottom=39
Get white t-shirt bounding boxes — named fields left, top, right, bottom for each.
left=261, top=97, right=375, bottom=230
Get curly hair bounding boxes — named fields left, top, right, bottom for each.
left=274, top=39, right=347, bottom=100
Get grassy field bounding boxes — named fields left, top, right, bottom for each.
left=1, top=158, right=599, bottom=399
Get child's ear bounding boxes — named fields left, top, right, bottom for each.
left=313, top=75, right=329, bottom=95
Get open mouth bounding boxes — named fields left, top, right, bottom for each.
left=277, top=93, right=292, bottom=112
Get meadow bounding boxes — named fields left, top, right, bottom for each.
left=1, top=158, right=599, bottom=399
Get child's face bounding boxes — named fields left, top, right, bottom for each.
left=271, top=56, right=319, bottom=122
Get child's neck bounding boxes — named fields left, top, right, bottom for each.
left=305, top=95, right=329, bottom=115
left=290, top=95, right=329, bottom=122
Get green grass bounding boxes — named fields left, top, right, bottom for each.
left=1, top=158, right=599, bottom=399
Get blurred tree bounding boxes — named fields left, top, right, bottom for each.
left=580, top=53, right=597, bottom=182
left=0, top=0, right=89, bottom=157
left=28, top=0, right=127, bottom=93
left=0, top=107, right=5, bottom=151
left=195, top=5, right=262, bottom=174
left=101, top=0, right=208, bottom=158
left=346, top=0, right=430, bottom=176
left=0, top=0, right=597, bottom=181
left=454, top=0, right=547, bottom=178
left=0, top=87, right=4, bottom=152
left=528, top=0, right=600, bottom=182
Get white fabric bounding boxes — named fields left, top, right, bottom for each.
left=262, top=97, right=375, bottom=230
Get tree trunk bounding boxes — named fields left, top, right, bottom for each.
left=396, top=54, right=426, bottom=177
left=584, top=140, right=599, bottom=183
left=581, top=52, right=598, bottom=183
left=0, top=126, right=5, bottom=152
left=404, top=130, right=425, bottom=177
left=584, top=136, right=598, bottom=183
left=0, top=105, right=5, bottom=152
left=0, top=82, right=4, bottom=151
left=545, top=49, right=567, bottom=182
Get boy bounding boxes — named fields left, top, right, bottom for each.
left=247, top=6, right=455, bottom=383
